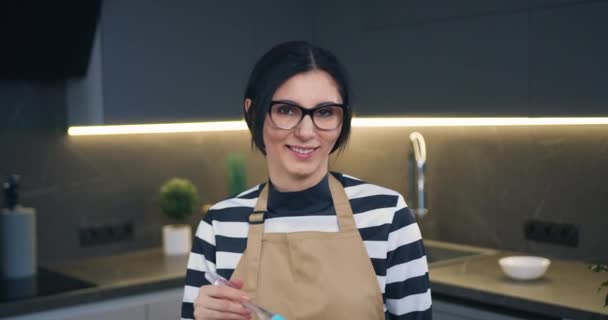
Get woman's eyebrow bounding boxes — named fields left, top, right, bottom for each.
left=273, top=99, right=299, bottom=105
left=314, top=101, right=343, bottom=107
left=273, top=99, right=342, bottom=108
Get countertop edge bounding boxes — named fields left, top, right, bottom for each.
left=0, top=277, right=183, bottom=318
left=431, top=280, right=607, bottom=320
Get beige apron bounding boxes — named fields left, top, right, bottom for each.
left=231, top=175, right=385, bottom=320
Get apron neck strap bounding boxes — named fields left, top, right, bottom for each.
left=243, top=184, right=269, bottom=298
left=249, top=175, right=356, bottom=230
left=249, top=183, right=269, bottom=224
left=327, top=174, right=357, bottom=232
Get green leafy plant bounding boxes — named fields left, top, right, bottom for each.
left=227, top=153, right=247, bottom=196
left=159, top=178, right=200, bottom=224
left=589, top=264, right=608, bottom=307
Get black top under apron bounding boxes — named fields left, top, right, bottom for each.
left=266, top=175, right=336, bottom=218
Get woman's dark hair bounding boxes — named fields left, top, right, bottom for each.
left=243, top=41, right=352, bottom=155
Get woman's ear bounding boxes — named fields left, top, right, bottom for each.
left=244, top=98, right=252, bottom=113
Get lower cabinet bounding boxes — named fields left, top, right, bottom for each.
left=4, top=288, right=183, bottom=320
left=433, top=297, right=539, bottom=320
left=147, top=289, right=184, bottom=320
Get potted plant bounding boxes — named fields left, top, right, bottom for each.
left=159, top=178, right=200, bottom=255
left=589, top=264, right=608, bottom=307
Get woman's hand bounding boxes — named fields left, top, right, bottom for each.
left=193, top=279, right=252, bottom=320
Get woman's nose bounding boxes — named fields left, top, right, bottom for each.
left=294, top=114, right=316, bottom=138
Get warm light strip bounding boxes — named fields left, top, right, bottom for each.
left=68, top=117, right=608, bottom=136
left=68, top=121, right=248, bottom=136
left=352, top=117, right=608, bottom=127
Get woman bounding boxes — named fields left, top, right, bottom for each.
left=182, top=41, right=432, bottom=320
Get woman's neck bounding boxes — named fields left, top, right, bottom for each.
left=268, top=168, right=328, bottom=192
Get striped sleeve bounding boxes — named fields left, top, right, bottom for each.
left=385, top=196, right=432, bottom=319
left=181, top=211, right=216, bottom=320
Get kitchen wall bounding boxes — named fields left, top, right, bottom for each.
left=1, top=83, right=607, bottom=264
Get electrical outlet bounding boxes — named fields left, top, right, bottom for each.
left=524, top=219, right=579, bottom=247
left=79, top=220, right=134, bottom=247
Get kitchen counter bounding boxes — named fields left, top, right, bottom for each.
left=0, top=249, right=188, bottom=318
left=1, top=243, right=607, bottom=319
left=429, top=249, right=608, bottom=319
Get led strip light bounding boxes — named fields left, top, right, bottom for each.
left=68, top=118, right=608, bottom=136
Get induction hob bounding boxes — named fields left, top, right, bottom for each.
left=1, top=267, right=96, bottom=303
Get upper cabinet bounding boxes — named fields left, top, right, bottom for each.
left=528, top=1, right=608, bottom=116
left=349, top=16, right=528, bottom=116
left=315, top=0, right=607, bottom=117
left=316, top=0, right=529, bottom=116
left=361, top=0, right=584, bottom=30
left=99, top=1, right=256, bottom=125
left=68, top=0, right=313, bottom=126
left=68, top=0, right=608, bottom=125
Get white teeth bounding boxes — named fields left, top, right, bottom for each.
left=290, top=146, right=314, bottom=155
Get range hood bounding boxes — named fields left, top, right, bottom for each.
left=0, top=1, right=102, bottom=80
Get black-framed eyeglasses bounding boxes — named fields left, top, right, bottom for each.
left=268, top=101, right=345, bottom=130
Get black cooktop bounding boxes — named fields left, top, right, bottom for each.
left=0, top=267, right=96, bottom=303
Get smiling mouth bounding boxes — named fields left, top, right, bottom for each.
left=287, top=145, right=318, bottom=155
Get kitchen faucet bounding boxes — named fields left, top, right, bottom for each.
left=408, top=132, right=428, bottom=219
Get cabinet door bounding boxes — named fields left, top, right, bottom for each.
left=64, top=305, right=147, bottom=320
left=362, top=0, right=583, bottom=30
left=319, top=1, right=608, bottom=117
left=250, top=0, right=314, bottom=59
left=146, top=288, right=183, bottom=320
left=69, top=0, right=318, bottom=126
left=3, top=298, right=146, bottom=320
left=321, top=11, right=529, bottom=116
left=2, top=288, right=183, bottom=320
left=433, top=297, right=532, bottom=320
left=100, top=0, right=256, bottom=124
left=529, top=1, right=608, bottom=116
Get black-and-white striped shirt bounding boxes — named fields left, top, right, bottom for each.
left=182, top=172, right=432, bottom=319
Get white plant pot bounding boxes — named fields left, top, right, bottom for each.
left=162, top=224, right=192, bottom=255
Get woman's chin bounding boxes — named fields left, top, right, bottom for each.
left=286, top=165, right=323, bottom=180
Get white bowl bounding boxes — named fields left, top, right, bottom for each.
left=498, top=256, right=551, bottom=280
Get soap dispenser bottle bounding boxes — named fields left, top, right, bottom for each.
left=1, top=174, right=37, bottom=279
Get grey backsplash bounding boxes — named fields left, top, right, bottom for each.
left=1, top=81, right=607, bottom=265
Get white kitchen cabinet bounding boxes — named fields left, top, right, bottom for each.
left=3, top=288, right=183, bottom=320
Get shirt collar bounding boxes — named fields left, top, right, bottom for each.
left=267, top=175, right=332, bottom=213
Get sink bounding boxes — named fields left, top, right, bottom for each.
left=424, top=239, right=496, bottom=265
